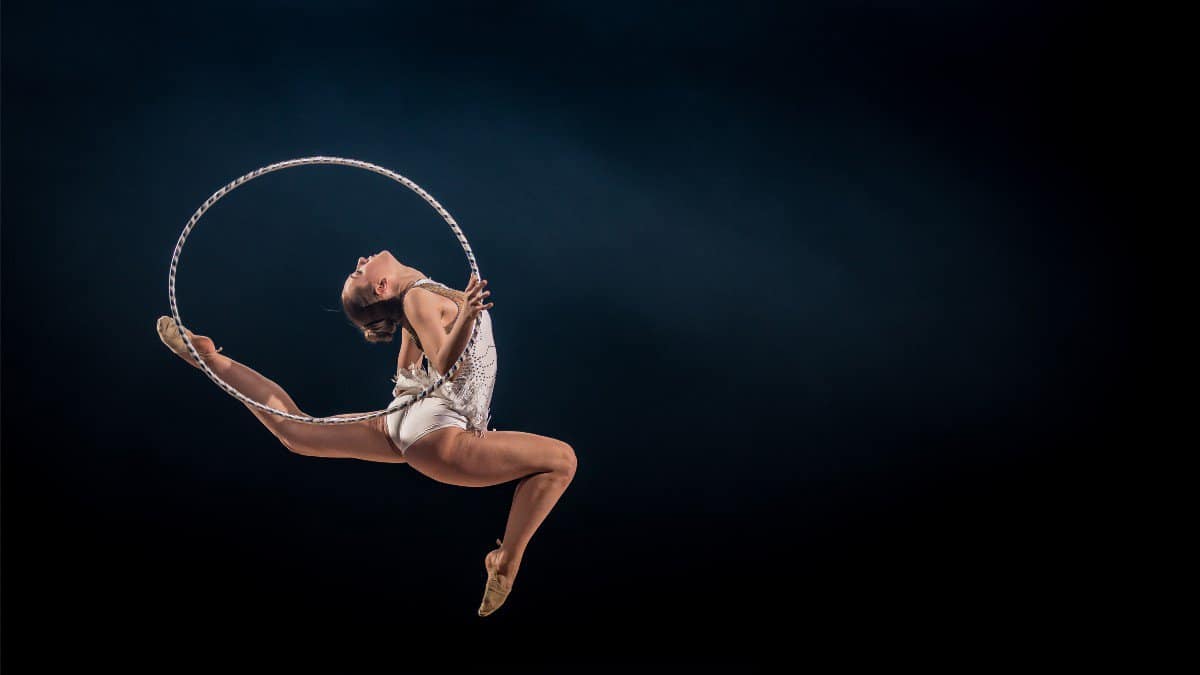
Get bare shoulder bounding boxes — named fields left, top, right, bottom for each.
left=403, top=283, right=444, bottom=320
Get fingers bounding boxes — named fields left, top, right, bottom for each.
left=466, top=276, right=488, bottom=298
left=461, top=275, right=492, bottom=313
left=464, top=277, right=492, bottom=313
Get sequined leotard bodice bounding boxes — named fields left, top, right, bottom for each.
left=390, top=277, right=498, bottom=434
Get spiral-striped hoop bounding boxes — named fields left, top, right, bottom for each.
left=168, top=156, right=484, bottom=425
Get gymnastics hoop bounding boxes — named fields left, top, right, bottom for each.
left=168, top=156, right=484, bottom=425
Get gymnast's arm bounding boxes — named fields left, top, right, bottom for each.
left=403, top=288, right=472, bottom=377
left=395, top=325, right=424, bottom=372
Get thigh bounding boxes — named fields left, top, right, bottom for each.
left=404, top=427, right=571, bottom=488
left=284, top=412, right=408, bottom=463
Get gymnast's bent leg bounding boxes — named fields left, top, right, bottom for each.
left=403, top=426, right=577, bottom=594
left=156, top=317, right=405, bottom=464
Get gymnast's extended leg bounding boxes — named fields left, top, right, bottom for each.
left=156, top=316, right=404, bottom=463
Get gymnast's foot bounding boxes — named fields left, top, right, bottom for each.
left=478, top=539, right=517, bottom=617
left=156, top=315, right=222, bottom=367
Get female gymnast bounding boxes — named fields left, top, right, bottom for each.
left=155, top=250, right=576, bottom=616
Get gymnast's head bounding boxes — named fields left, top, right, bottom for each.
left=340, top=250, right=406, bottom=343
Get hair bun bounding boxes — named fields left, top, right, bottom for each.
left=363, top=319, right=398, bottom=343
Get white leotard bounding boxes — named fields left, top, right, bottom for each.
left=389, top=278, right=498, bottom=436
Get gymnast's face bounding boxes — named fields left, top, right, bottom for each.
left=343, top=250, right=398, bottom=299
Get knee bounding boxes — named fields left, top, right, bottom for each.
left=552, top=440, right=577, bottom=481
left=281, top=437, right=320, bottom=457
left=272, top=421, right=327, bottom=457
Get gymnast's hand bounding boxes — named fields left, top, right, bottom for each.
left=464, top=275, right=493, bottom=316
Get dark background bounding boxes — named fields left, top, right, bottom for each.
left=3, top=1, right=1137, bottom=672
